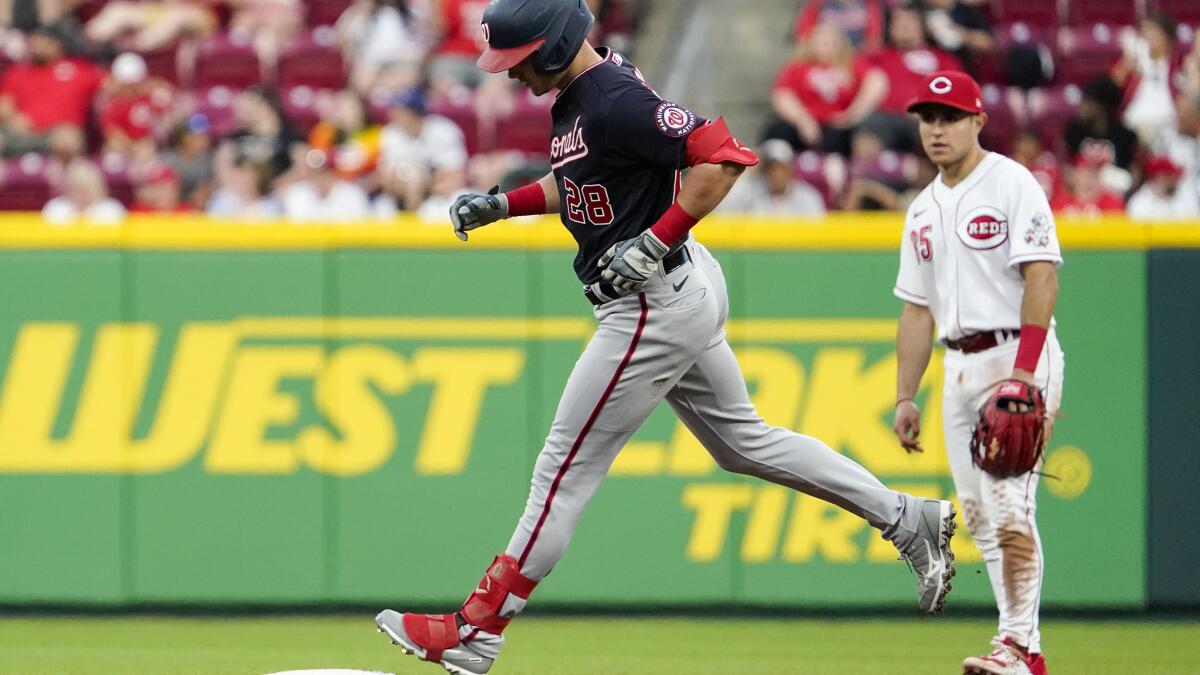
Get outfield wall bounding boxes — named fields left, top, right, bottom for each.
left=0, top=214, right=1193, bottom=609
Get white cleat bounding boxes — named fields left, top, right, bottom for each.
left=899, top=499, right=958, bottom=613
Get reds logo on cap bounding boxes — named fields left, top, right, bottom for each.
left=906, top=70, right=984, bottom=114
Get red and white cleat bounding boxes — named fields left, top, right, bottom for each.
left=962, top=637, right=1036, bottom=675
left=375, top=610, right=494, bottom=675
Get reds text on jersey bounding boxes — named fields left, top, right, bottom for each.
left=550, top=48, right=702, bottom=283
left=894, top=152, right=1062, bottom=340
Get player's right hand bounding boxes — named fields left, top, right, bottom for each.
left=893, top=399, right=924, bottom=453
left=450, top=185, right=508, bottom=241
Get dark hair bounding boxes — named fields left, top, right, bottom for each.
left=375, top=0, right=410, bottom=20
left=886, top=3, right=927, bottom=47
left=1081, top=76, right=1123, bottom=112
left=243, top=86, right=286, bottom=124
left=1144, top=10, right=1178, bottom=43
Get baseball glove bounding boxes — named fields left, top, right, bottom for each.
left=969, top=378, right=1048, bottom=478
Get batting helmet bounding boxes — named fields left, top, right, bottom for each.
left=477, top=0, right=594, bottom=75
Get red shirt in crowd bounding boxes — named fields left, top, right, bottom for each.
left=1049, top=190, right=1126, bottom=215
left=869, top=47, right=962, bottom=114
left=0, top=58, right=104, bottom=131
left=436, top=0, right=490, bottom=57
left=773, top=57, right=873, bottom=124
left=100, top=91, right=169, bottom=141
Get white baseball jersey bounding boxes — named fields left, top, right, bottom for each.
left=894, top=152, right=1062, bottom=341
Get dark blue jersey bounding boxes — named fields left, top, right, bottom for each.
left=549, top=48, right=704, bottom=284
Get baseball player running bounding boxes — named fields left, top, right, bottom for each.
left=376, top=2, right=956, bottom=672
left=892, top=71, right=1064, bottom=675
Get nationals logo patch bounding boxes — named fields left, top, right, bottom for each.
left=956, top=206, right=1009, bottom=250
left=654, top=101, right=696, bottom=138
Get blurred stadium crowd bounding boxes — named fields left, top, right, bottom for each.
left=1, top=0, right=1198, bottom=223
left=0, top=0, right=636, bottom=222
left=728, top=0, right=1200, bottom=219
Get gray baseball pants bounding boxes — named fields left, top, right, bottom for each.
left=504, top=240, right=925, bottom=590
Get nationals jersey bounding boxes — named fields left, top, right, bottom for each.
left=550, top=48, right=702, bottom=283
left=894, top=152, right=1062, bottom=341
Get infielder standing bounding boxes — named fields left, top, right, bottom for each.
left=892, top=70, right=1064, bottom=675
left=377, top=2, right=957, bottom=672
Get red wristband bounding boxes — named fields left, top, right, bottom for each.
left=648, top=202, right=700, bottom=247
left=1013, top=324, right=1048, bottom=372
left=504, top=183, right=546, bottom=217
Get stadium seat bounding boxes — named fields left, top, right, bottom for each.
left=979, top=84, right=1019, bottom=154
left=977, top=22, right=1059, bottom=86
left=1027, top=84, right=1083, bottom=149
left=73, top=0, right=109, bottom=23
left=1056, top=24, right=1126, bottom=85
left=278, top=27, right=347, bottom=90
left=428, top=90, right=482, bottom=156
left=1172, top=24, right=1195, bottom=65
left=1156, top=0, right=1200, bottom=24
left=792, top=151, right=837, bottom=208
left=191, top=86, right=242, bottom=138
left=306, top=0, right=353, bottom=27
left=139, top=43, right=182, bottom=85
left=0, top=156, right=53, bottom=211
left=848, top=150, right=914, bottom=189
left=193, top=32, right=261, bottom=89
left=110, top=32, right=184, bottom=84
left=493, top=90, right=554, bottom=154
left=996, top=21, right=1058, bottom=51
left=96, top=153, right=135, bottom=206
left=1070, top=0, right=1140, bottom=26
left=993, top=0, right=1059, bottom=27
left=281, top=85, right=324, bottom=135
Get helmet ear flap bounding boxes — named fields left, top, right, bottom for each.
left=527, top=0, right=593, bottom=75
left=535, top=37, right=572, bottom=74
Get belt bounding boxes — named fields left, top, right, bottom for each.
left=583, top=245, right=691, bottom=306
left=944, top=329, right=1021, bottom=353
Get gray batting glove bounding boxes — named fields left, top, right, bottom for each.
left=450, top=185, right=508, bottom=241
left=597, top=230, right=670, bottom=291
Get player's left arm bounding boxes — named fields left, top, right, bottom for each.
left=1007, top=165, right=1062, bottom=385
left=674, top=161, right=746, bottom=220
left=1013, top=261, right=1058, bottom=383
left=644, top=117, right=760, bottom=248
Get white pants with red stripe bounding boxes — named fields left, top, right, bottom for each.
left=502, top=241, right=925, bottom=594
left=942, top=332, right=1065, bottom=654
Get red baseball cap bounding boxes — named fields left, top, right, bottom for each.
left=477, top=37, right=545, bottom=73
left=1144, top=155, right=1182, bottom=179
left=144, top=163, right=180, bottom=185
left=906, top=71, right=984, bottom=114
left=1072, top=151, right=1108, bottom=169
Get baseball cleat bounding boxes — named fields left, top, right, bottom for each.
left=375, top=610, right=494, bottom=675
left=899, top=498, right=957, bottom=613
left=962, top=637, right=1036, bottom=675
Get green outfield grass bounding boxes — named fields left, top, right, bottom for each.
left=0, top=615, right=1196, bottom=674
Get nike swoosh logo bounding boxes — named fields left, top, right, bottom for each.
left=672, top=276, right=688, bottom=292
left=913, top=208, right=928, bottom=218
